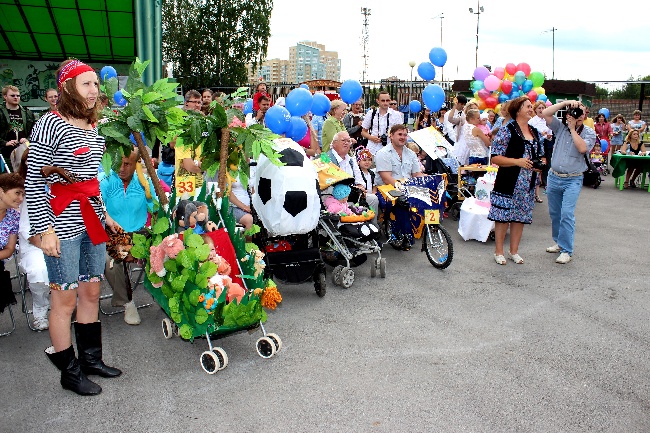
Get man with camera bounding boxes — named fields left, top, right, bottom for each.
left=542, top=100, right=596, bottom=264
left=361, top=91, right=403, bottom=156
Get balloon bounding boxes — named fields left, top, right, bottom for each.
left=113, top=90, right=127, bottom=107
left=311, top=93, right=331, bottom=116
left=526, top=90, right=538, bottom=102
left=472, top=80, right=485, bottom=91
left=409, top=100, right=422, bottom=113
left=495, top=104, right=501, bottom=114
left=473, top=66, right=490, bottom=81
left=243, top=98, right=253, bottom=115
left=529, top=71, right=545, bottom=88
left=477, top=88, right=490, bottom=100
left=598, top=108, right=610, bottom=119
left=514, top=71, right=526, bottom=86
left=300, top=84, right=309, bottom=89
left=533, top=86, right=545, bottom=95
left=545, top=100, right=552, bottom=107
left=522, top=79, right=534, bottom=93
left=600, top=139, right=609, bottom=153
left=484, top=75, right=501, bottom=92
left=498, top=93, right=509, bottom=103
left=421, top=84, right=445, bottom=112
left=501, top=80, right=513, bottom=94
left=287, top=116, right=308, bottom=141
left=493, top=67, right=505, bottom=80
left=538, top=94, right=548, bottom=102
left=285, top=87, right=313, bottom=117
left=339, top=80, right=363, bottom=104
left=100, top=66, right=117, bottom=81
left=485, top=96, right=498, bottom=109
left=476, top=99, right=487, bottom=110
left=429, top=47, right=447, bottom=67
left=264, top=105, right=291, bottom=134
left=417, top=62, right=436, bottom=81
left=505, top=63, right=517, bottom=75
left=516, top=62, right=532, bottom=76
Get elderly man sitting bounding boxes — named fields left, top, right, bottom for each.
left=325, top=131, right=379, bottom=222
left=100, top=146, right=155, bottom=325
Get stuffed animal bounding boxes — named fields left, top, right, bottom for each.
left=149, top=233, right=185, bottom=280
left=172, top=200, right=198, bottom=233
left=193, top=201, right=218, bottom=234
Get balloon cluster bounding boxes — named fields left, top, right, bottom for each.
left=411, top=47, right=448, bottom=113
left=264, top=87, right=315, bottom=141
left=100, top=65, right=127, bottom=107
left=470, top=63, right=549, bottom=113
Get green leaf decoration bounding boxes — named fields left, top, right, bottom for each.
left=163, top=259, right=177, bottom=273
left=142, top=105, right=159, bottom=123
left=161, top=283, right=174, bottom=299
left=179, top=324, right=192, bottom=340
left=147, top=271, right=162, bottom=284
left=133, top=232, right=147, bottom=245
left=195, top=309, right=208, bottom=325
left=101, top=153, right=112, bottom=177
left=244, top=224, right=260, bottom=236
left=199, top=261, right=218, bottom=278
left=171, top=275, right=187, bottom=292
left=142, top=91, right=163, bottom=104
left=185, top=233, right=204, bottom=249
left=189, top=289, right=200, bottom=306
left=152, top=217, right=169, bottom=234
left=171, top=312, right=182, bottom=324
left=194, top=273, right=208, bottom=289
left=176, top=249, right=195, bottom=269
left=130, top=244, right=146, bottom=259
left=168, top=297, right=179, bottom=313
left=195, top=243, right=211, bottom=262
left=127, top=115, right=143, bottom=132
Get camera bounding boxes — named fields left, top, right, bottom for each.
left=568, top=107, right=583, bottom=119
left=380, top=134, right=388, bottom=145
left=531, top=158, right=546, bottom=170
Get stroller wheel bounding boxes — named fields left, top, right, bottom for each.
left=332, top=265, right=344, bottom=285
left=162, top=318, right=174, bottom=339
left=256, top=337, right=276, bottom=359
left=314, top=272, right=326, bottom=298
left=448, top=202, right=461, bottom=221
left=340, top=268, right=355, bottom=289
left=379, top=258, right=387, bottom=278
left=370, top=258, right=378, bottom=278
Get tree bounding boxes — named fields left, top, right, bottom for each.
left=610, top=75, right=650, bottom=99
left=162, top=0, right=273, bottom=90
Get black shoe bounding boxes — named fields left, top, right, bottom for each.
left=45, top=345, right=102, bottom=396
left=74, top=322, right=122, bottom=378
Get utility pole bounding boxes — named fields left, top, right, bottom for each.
left=542, top=27, right=557, bottom=79
left=469, top=2, right=484, bottom=69
left=361, top=7, right=371, bottom=82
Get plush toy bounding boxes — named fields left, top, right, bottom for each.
left=149, top=233, right=185, bottom=282
left=193, top=201, right=218, bottom=234
left=198, top=288, right=218, bottom=314
left=242, top=249, right=266, bottom=279
left=226, top=282, right=245, bottom=304
left=172, top=200, right=198, bottom=233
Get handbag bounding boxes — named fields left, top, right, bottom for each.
left=0, top=269, right=17, bottom=314
left=583, top=154, right=601, bottom=188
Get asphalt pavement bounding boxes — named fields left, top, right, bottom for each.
left=2, top=174, right=650, bottom=433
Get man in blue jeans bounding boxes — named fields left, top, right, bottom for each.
left=542, top=100, right=596, bottom=264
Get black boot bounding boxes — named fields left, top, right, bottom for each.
left=74, top=322, right=122, bottom=378
left=45, top=345, right=102, bottom=396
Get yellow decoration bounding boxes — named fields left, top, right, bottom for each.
left=261, top=285, right=282, bottom=310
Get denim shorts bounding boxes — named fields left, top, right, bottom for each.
left=44, top=230, right=106, bottom=291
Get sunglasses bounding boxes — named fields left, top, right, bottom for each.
left=389, top=103, right=397, bottom=106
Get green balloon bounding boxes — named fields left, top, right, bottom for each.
left=529, top=71, right=545, bottom=88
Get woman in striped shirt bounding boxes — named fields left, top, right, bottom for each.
left=26, top=60, right=121, bottom=396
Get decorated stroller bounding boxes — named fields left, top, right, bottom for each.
left=313, top=157, right=384, bottom=288
left=251, top=138, right=328, bottom=297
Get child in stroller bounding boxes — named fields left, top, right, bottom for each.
left=590, top=141, right=608, bottom=176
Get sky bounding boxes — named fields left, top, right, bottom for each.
left=266, top=0, right=650, bottom=88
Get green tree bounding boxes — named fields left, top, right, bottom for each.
left=610, top=75, right=650, bottom=99
left=162, top=0, right=273, bottom=90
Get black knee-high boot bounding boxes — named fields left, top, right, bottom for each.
left=74, top=322, right=122, bottom=378
left=45, top=345, right=102, bottom=396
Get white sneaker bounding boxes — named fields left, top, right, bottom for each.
left=556, top=252, right=572, bottom=264
left=33, top=317, right=49, bottom=331
left=124, top=301, right=141, bottom=325
left=546, top=244, right=561, bottom=253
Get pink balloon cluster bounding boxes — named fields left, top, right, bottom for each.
left=471, top=63, right=551, bottom=112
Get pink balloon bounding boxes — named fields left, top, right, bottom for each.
left=493, top=67, right=505, bottom=80
left=478, top=88, right=490, bottom=100
left=505, top=63, right=517, bottom=75
left=501, top=80, right=513, bottom=94
left=545, top=100, right=552, bottom=107
left=517, top=62, right=532, bottom=77
left=473, top=66, right=490, bottom=81
left=485, top=96, right=498, bottom=109
left=484, top=75, right=501, bottom=92
left=527, top=90, right=538, bottom=102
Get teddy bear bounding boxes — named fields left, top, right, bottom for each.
left=172, top=200, right=198, bottom=233
left=149, top=233, right=185, bottom=286
left=192, top=201, right=218, bottom=234
left=242, top=249, right=266, bottom=279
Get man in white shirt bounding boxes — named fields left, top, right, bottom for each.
left=361, top=91, right=404, bottom=156
left=245, top=95, right=270, bottom=127
left=446, top=94, right=467, bottom=143
left=375, top=124, right=423, bottom=186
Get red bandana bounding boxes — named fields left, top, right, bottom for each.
left=57, top=60, right=95, bottom=91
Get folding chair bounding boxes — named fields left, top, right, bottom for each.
left=99, top=261, right=153, bottom=316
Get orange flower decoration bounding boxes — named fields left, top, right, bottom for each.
left=261, top=285, right=282, bottom=310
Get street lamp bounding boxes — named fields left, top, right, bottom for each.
left=469, top=2, right=484, bottom=69
left=431, top=13, right=444, bottom=82
left=408, top=60, right=416, bottom=127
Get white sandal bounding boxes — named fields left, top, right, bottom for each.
left=494, top=254, right=507, bottom=265
left=508, top=252, right=524, bottom=264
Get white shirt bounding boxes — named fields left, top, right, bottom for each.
left=362, top=108, right=404, bottom=155
left=528, top=115, right=553, bottom=138
left=245, top=113, right=261, bottom=127
left=331, top=150, right=364, bottom=185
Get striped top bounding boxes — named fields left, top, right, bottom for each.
left=26, top=112, right=105, bottom=240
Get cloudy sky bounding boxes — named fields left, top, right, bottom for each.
left=266, top=0, right=650, bottom=87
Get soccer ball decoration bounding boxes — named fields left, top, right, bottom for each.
left=253, top=138, right=320, bottom=236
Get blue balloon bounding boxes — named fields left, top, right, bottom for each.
left=113, top=90, right=127, bottom=107
left=599, top=138, right=609, bottom=153
left=409, top=100, right=422, bottom=113
left=472, top=80, right=485, bottom=91
left=598, top=107, right=610, bottom=119
left=417, top=62, right=436, bottom=81
left=264, top=105, right=291, bottom=134
left=537, top=94, right=548, bottom=102
left=243, top=98, right=253, bottom=115
left=522, top=79, right=534, bottom=93
left=509, top=90, right=519, bottom=99
left=300, top=84, right=309, bottom=89
left=514, top=71, right=526, bottom=86
left=339, top=80, right=363, bottom=104
left=421, top=84, right=445, bottom=112
left=285, top=87, right=313, bottom=117
left=311, top=93, right=331, bottom=116
left=287, top=116, right=308, bottom=142
left=498, top=93, right=509, bottom=103
left=100, top=66, right=117, bottom=81
left=428, top=47, right=447, bottom=67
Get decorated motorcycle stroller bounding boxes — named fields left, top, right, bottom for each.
left=313, top=156, right=384, bottom=288
left=251, top=138, right=328, bottom=297
left=377, top=174, right=454, bottom=269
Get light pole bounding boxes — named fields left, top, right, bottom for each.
left=431, top=13, right=444, bottom=82
left=469, top=2, right=484, bottom=69
left=408, top=60, right=416, bottom=127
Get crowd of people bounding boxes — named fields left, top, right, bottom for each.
left=0, top=62, right=646, bottom=396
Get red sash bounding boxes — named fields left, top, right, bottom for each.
left=50, top=178, right=109, bottom=245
